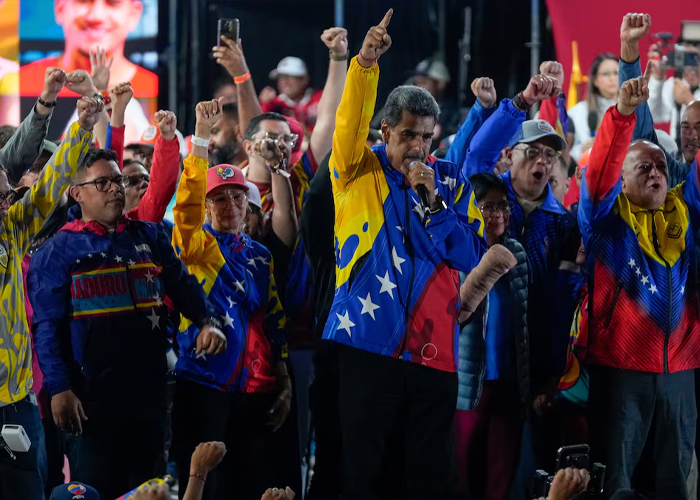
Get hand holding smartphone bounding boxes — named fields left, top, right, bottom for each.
left=218, top=18, right=240, bottom=46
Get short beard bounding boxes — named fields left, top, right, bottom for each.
left=211, top=142, right=242, bottom=166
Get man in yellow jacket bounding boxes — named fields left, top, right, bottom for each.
left=0, top=68, right=102, bottom=499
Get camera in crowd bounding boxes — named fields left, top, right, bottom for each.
left=532, top=445, right=606, bottom=499
left=652, top=21, right=700, bottom=74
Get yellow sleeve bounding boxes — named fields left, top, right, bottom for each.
left=172, top=153, right=209, bottom=263
left=329, top=57, right=379, bottom=190
left=8, top=121, right=92, bottom=255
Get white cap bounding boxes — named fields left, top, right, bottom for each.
left=246, top=181, right=262, bottom=210
left=414, top=59, right=451, bottom=83
left=269, top=57, right=308, bottom=79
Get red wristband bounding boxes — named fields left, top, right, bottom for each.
left=358, top=50, right=376, bottom=66
left=234, top=72, right=251, bottom=84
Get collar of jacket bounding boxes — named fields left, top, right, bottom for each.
left=61, top=204, right=131, bottom=235
left=371, top=143, right=438, bottom=183
left=203, top=222, right=250, bottom=252
left=501, top=170, right=565, bottom=215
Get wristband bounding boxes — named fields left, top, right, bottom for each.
left=330, top=51, right=349, bottom=61
left=191, top=136, right=211, bottom=148
left=267, top=160, right=292, bottom=179
left=37, top=96, right=58, bottom=108
left=513, top=92, right=532, bottom=112
left=100, top=91, right=112, bottom=106
left=234, top=72, right=251, bottom=84
left=190, top=473, right=206, bottom=484
left=358, top=50, right=376, bottom=66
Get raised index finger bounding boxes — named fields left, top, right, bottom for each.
left=378, top=8, right=393, bottom=29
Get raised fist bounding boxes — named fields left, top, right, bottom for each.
left=617, top=72, right=649, bottom=116
left=321, top=27, right=349, bottom=58
left=42, top=67, right=67, bottom=101
left=620, top=13, right=651, bottom=45
left=110, top=82, right=133, bottom=109
left=194, top=98, right=224, bottom=138
left=77, top=95, right=104, bottom=131
left=359, top=9, right=393, bottom=66
left=190, top=441, right=227, bottom=479
left=471, top=77, right=497, bottom=108
left=480, top=244, right=517, bottom=278
left=539, top=61, right=565, bottom=88
left=155, top=110, right=177, bottom=141
left=66, top=70, right=96, bottom=97
left=522, top=75, right=561, bottom=105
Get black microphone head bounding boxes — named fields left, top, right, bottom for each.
left=587, top=110, right=598, bottom=137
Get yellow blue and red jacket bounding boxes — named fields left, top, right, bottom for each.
left=0, top=122, right=92, bottom=407
left=579, top=105, right=700, bottom=373
left=172, top=154, right=288, bottom=393
left=322, top=58, right=486, bottom=373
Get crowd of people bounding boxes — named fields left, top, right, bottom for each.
left=1, top=6, right=700, bottom=500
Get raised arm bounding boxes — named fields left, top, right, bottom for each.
left=90, top=47, right=113, bottom=150
left=172, top=99, right=222, bottom=263
left=330, top=10, right=393, bottom=186
left=579, top=77, right=642, bottom=236
left=308, top=28, right=349, bottom=163
left=107, top=82, right=133, bottom=169
left=9, top=96, right=100, bottom=256
left=129, top=110, right=180, bottom=223
left=444, top=77, right=497, bottom=167
left=0, top=68, right=61, bottom=184
left=465, top=73, right=560, bottom=177
left=214, top=37, right=263, bottom=137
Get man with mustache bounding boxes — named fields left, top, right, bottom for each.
left=28, top=146, right=226, bottom=497
left=323, top=10, right=486, bottom=498
left=579, top=58, right=700, bottom=497
left=618, top=13, right=699, bottom=188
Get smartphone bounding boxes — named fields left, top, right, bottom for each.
left=218, top=18, right=240, bottom=46
left=555, top=444, right=590, bottom=471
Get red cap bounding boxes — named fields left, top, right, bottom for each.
left=286, top=117, right=305, bottom=166
left=206, top=164, right=249, bottom=197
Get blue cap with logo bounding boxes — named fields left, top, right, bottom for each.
left=50, top=482, right=100, bottom=500
left=508, top=119, right=567, bottom=151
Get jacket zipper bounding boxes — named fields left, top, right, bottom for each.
left=604, top=283, right=623, bottom=329
left=651, top=214, right=672, bottom=373
left=398, top=189, right=416, bottom=360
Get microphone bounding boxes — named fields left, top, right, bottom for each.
left=408, top=161, right=431, bottom=212
left=587, top=110, right=598, bottom=138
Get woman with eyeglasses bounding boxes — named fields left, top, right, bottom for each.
left=171, top=99, right=292, bottom=500
left=568, top=53, right=620, bottom=161
left=453, top=172, right=531, bottom=500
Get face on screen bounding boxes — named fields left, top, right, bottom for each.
left=55, top=0, right=143, bottom=55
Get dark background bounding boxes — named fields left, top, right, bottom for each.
left=173, top=0, right=557, bottom=133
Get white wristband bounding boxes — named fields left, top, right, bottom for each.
left=191, top=136, right=211, bottom=148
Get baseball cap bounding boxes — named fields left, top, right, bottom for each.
left=246, top=181, right=262, bottom=210
left=206, top=164, right=249, bottom=197
left=414, top=58, right=451, bottom=83
left=50, top=482, right=100, bottom=500
left=140, top=125, right=190, bottom=159
left=509, top=119, right=567, bottom=151
left=270, top=57, right=308, bottom=79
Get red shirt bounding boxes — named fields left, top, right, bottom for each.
left=261, top=88, right=323, bottom=134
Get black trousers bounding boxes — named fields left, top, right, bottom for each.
left=307, top=341, right=343, bottom=500
left=62, top=409, right=166, bottom=499
left=589, top=367, right=696, bottom=500
left=338, top=344, right=458, bottom=500
left=173, top=377, right=299, bottom=500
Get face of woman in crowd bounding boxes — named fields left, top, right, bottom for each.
left=478, top=189, right=510, bottom=245
left=206, top=186, right=248, bottom=234
left=594, top=59, right=619, bottom=100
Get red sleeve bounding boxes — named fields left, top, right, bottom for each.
left=584, top=106, right=636, bottom=202
left=110, top=125, right=126, bottom=171
left=539, top=96, right=559, bottom=130
left=261, top=96, right=284, bottom=114
left=128, top=136, right=180, bottom=223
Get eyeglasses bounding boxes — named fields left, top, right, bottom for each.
left=125, top=174, right=150, bottom=187
left=515, top=145, right=561, bottom=165
left=74, top=176, right=128, bottom=192
left=255, top=131, right=299, bottom=148
left=597, top=70, right=619, bottom=78
left=207, top=189, right=248, bottom=206
left=0, top=190, right=16, bottom=206
left=479, top=202, right=511, bottom=217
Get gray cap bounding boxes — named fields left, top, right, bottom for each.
left=512, top=119, right=567, bottom=151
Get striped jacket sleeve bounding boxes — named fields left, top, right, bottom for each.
left=8, top=121, right=92, bottom=256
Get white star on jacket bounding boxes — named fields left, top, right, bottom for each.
left=223, top=311, right=235, bottom=328
left=234, top=280, right=245, bottom=293
left=147, top=309, right=160, bottom=329
left=440, top=176, right=457, bottom=190
left=628, top=258, right=636, bottom=268
left=128, top=259, right=136, bottom=266
left=145, top=270, right=155, bottom=283
left=114, top=255, right=123, bottom=263
left=247, top=258, right=258, bottom=269
left=336, top=310, right=355, bottom=336
left=649, top=284, right=658, bottom=294
left=227, top=296, right=237, bottom=308
left=412, top=200, right=426, bottom=221
left=376, top=271, right=397, bottom=299
left=255, top=256, right=269, bottom=265
left=100, top=252, right=107, bottom=258
left=154, top=293, right=164, bottom=307
left=392, top=247, right=406, bottom=275
left=358, top=292, right=380, bottom=320
left=396, top=226, right=405, bottom=243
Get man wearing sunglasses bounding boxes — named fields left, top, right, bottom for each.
left=28, top=146, right=226, bottom=498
